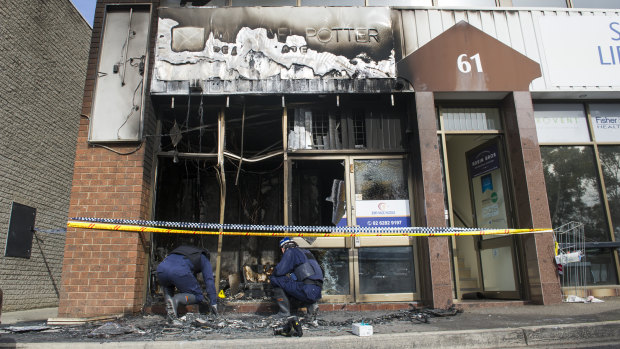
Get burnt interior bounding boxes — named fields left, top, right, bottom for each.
left=290, top=160, right=345, bottom=227
left=150, top=94, right=409, bottom=303
left=152, top=95, right=283, bottom=301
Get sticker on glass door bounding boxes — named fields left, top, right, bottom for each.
left=355, top=200, right=411, bottom=227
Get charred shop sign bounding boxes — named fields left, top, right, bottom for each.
left=153, top=7, right=395, bottom=85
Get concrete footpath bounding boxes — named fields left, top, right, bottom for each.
left=3, top=321, right=620, bottom=348
left=1, top=299, right=620, bottom=348
left=0, top=308, right=58, bottom=325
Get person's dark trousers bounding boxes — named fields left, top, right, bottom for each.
left=270, top=274, right=321, bottom=304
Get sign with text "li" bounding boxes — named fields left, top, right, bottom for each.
left=538, top=16, right=620, bottom=87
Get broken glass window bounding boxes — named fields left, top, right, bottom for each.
left=310, top=248, right=350, bottom=295
left=354, top=159, right=408, bottom=200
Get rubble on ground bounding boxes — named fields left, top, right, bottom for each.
left=0, top=305, right=461, bottom=342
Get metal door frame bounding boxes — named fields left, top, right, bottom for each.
left=437, top=105, right=524, bottom=300
left=477, top=235, right=521, bottom=299
left=287, top=154, right=419, bottom=303
left=287, top=155, right=354, bottom=303
left=348, top=155, right=418, bottom=302
left=465, top=138, right=520, bottom=300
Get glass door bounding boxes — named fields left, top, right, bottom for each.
left=350, top=156, right=418, bottom=302
left=438, top=107, right=522, bottom=301
left=289, top=157, right=353, bottom=303
left=466, top=139, right=520, bottom=299
left=288, top=155, right=417, bottom=303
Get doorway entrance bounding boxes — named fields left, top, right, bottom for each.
left=438, top=107, right=521, bottom=300
left=289, top=156, right=418, bottom=303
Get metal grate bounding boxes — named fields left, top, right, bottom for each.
left=441, top=108, right=502, bottom=131
left=289, top=108, right=344, bottom=150
left=352, top=109, right=366, bottom=149
left=554, top=221, right=587, bottom=301
left=287, top=106, right=403, bottom=151
left=311, top=110, right=329, bottom=149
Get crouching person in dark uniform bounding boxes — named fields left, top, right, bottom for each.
left=156, top=245, right=218, bottom=320
left=269, top=237, right=323, bottom=318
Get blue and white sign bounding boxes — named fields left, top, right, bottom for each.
left=468, top=142, right=508, bottom=229
left=468, top=143, right=500, bottom=178
left=538, top=16, right=620, bottom=87
left=355, top=200, right=411, bottom=228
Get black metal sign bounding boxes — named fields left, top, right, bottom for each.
left=4, top=202, right=36, bottom=259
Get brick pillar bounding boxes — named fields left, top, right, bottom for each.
left=58, top=124, right=152, bottom=317
left=412, top=92, right=453, bottom=309
left=58, top=0, right=156, bottom=317
left=502, top=92, right=562, bottom=305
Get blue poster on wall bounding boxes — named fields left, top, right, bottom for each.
left=468, top=142, right=500, bottom=178
left=481, top=173, right=494, bottom=193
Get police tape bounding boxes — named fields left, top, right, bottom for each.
left=67, top=218, right=554, bottom=237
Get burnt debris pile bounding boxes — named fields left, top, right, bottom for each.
left=0, top=305, right=461, bottom=341
left=317, top=305, right=461, bottom=327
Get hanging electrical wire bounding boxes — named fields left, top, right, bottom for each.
left=116, top=78, right=144, bottom=139
left=235, top=103, right=246, bottom=185
left=93, top=142, right=144, bottom=156
left=198, top=95, right=204, bottom=153
left=226, top=157, right=284, bottom=175
left=119, top=8, right=134, bottom=87
left=184, top=89, right=192, bottom=153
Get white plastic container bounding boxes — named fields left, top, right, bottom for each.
left=352, top=323, right=373, bottom=336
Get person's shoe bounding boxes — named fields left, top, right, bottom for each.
left=162, top=286, right=177, bottom=321
left=272, top=316, right=302, bottom=337
left=272, top=287, right=291, bottom=318
left=165, top=295, right=177, bottom=321
left=307, top=302, right=319, bottom=316
left=172, top=293, right=197, bottom=317
left=288, top=316, right=303, bottom=337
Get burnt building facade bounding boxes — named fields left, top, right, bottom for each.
left=59, top=0, right=620, bottom=317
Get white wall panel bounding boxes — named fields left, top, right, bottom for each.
left=401, top=10, right=418, bottom=56
left=492, top=12, right=511, bottom=46
left=428, top=10, right=444, bottom=39
left=506, top=12, right=525, bottom=55
left=466, top=11, right=483, bottom=30
left=415, top=10, right=432, bottom=46
left=441, top=10, right=456, bottom=30
left=454, top=10, right=467, bottom=23
left=480, top=11, right=497, bottom=37
left=518, top=11, right=544, bottom=90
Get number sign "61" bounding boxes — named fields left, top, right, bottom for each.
left=457, top=53, right=483, bottom=73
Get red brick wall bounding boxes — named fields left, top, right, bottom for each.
left=58, top=0, right=159, bottom=318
